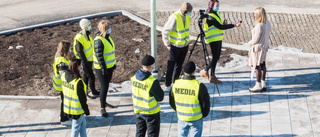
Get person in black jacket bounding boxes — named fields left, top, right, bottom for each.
left=169, top=61, right=210, bottom=137
left=201, top=0, right=241, bottom=84
left=61, top=59, right=89, bottom=137
left=131, top=55, right=164, bottom=137
left=74, top=19, right=100, bottom=97
left=93, top=20, right=116, bottom=117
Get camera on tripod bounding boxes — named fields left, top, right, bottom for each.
left=199, top=9, right=208, bottom=19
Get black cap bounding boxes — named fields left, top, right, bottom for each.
left=183, top=61, right=196, bottom=74
left=141, top=55, right=155, bottom=66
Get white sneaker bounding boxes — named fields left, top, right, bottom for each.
left=165, top=86, right=171, bottom=92
left=249, top=82, right=263, bottom=92
left=261, top=80, right=267, bottom=91
left=61, top=120, right=72, bottom=126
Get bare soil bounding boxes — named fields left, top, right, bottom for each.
left=0, top=15, right=247, bottom=96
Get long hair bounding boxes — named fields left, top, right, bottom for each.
left=254, top=7, right=267, bottom=26
left=57, top=40, right=71, bottom=61
left=68, top=59, right=81, bottom=80
left=208, top=0, right=215, bottom=13
left=98, top=20, right=110, bottom=38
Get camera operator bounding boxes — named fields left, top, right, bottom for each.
left=201, top=0, right=241, bottom=84
left=162, top=2, right=193, bottom=92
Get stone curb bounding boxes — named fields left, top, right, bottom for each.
left=0, top=10, right=162, bottom=35
left=0, top=95, right=59, bottom=100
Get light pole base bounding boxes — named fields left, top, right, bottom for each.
left=152, top=70, right=161, bottom=80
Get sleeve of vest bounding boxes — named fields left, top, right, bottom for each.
left=77, top=81, right=89, bottom=115
left=198, top=83, right=210, bottom=117
left=149, top=80, right=164, bottom=102
left=75, top=40, right=89, bottom=67
left=207, top=17, right=235, bottom=30
left=94, top=39, right=107, bottom=70
left=169, top=89, right=176, bottom=111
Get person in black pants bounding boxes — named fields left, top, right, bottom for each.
left=93, top=20, right=116, bottom=117
left=74, top=18, right=100, bottom=97
left=132, top=55, right=164, bottom=137
left=201, top=0, right=241, bottom=83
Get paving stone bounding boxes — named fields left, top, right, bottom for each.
left=137, top=11, right=320, bottom=54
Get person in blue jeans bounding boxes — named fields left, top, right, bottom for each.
left=61, top=59, right=90, bottom=137
left=169, top=61, right=210, bottom=137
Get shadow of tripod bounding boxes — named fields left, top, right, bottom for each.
left=187, top=10, right=220, bottom=96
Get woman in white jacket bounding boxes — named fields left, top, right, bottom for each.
left=248, top=7, right=271, bottom=92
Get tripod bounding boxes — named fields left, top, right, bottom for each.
left=187, top=15, right=220, bottom=96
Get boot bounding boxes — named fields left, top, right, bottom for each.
left=100, top=108, right=108, bottom=117
left=261, top=80, right=267, bottom=91
left=209, top=76, right=222, bottom=84
left=249, top=82, right=263, bottom=92
left=201, top=71, right=210, bottom=80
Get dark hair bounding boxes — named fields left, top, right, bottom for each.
left=57, top=40, right=71, bottom=61
left=68, top=59, right=81, bottom=79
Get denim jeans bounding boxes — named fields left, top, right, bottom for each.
left=178, top=118, right=203, bottom=137
left=135, top=113, right=160, bottom=137
left=71, top=114, right=87, bottom=137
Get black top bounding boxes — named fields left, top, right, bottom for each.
left=94, top=32, right=115, bottom=74
left=64, top=70, right=90, bottom=119
left=75, top=31, right=91, bottom=70
left=206, top=11, right=235, bottom=30
left=169, top=75, right=211, bottom=117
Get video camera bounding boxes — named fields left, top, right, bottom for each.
left=199, top=9, right=208, bottom=19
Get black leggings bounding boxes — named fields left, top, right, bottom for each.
left=255, top=62, right=266, bottom=82
left=96, top=68, right=114, bottom=108
left=205, top=41, right=222, bottom=76
left=165, top=45, right=188, bottom=86
left=60, top=93, right=69, bottom=122
left=83, top=62, right=97, bottom=93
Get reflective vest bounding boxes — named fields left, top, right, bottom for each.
left=61, top=73, right=87, bottom=115
left=131, top=75, right=160, bottom=115
left=172, top=79, right=202, bottom=121
left=168, top=11, right=190, bottom=46
left=204, top=12, right=224, bottom=43
left=93, top=36, right=116, bottom=69
left=73, top=33, right=94, bottom=61
left=52, top=56, right=70, bottom=91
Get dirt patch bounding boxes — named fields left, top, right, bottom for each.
left=0, top=15, right=247, bottom=96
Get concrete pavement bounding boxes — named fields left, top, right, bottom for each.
left=0, top=49, right=319, bottom=137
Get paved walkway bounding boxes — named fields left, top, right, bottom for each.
left=1, top=49, right=319, bottom=137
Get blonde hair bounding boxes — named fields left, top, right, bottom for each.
left=97, top=20, right=110, bottom=38
left=254, top=7, right=267, bottom=25
left=57, top=40, right=71, bottom=61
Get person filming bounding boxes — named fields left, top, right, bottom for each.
left=201, top=0, right=241, bottom=84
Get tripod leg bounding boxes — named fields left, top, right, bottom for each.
left=215, top=83, right=221, bottom=96
left=187, top=34, right=201, bottom=62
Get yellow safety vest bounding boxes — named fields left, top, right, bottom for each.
left=52, top=56, right=70, bottom=91
left=172, top=79, right=202, bottom=121
left=131, top=75, right=160, bottom=115
left=204, top=12, right=224, bottom=43
left=73, top=33, right=94, bottom=61
left=168, top=11, right=190, bottom=46
left=93, top=36, right=116, bottom=69
left=61, top=73, right=87, bottom=115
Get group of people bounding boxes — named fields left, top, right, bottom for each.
left=51, top=0, right=271, bottom=136
left=135, top=0, right=271, bottom=137
left=53, top=19, right=116, bottom=136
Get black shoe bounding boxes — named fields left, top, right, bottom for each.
left=92, top=91, right=100, bottom=96
left=262, top=87, right=267, bottom=91
left=105, top=102, right=115, bottom=108
left=100, top=109, right=108, bottom=117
